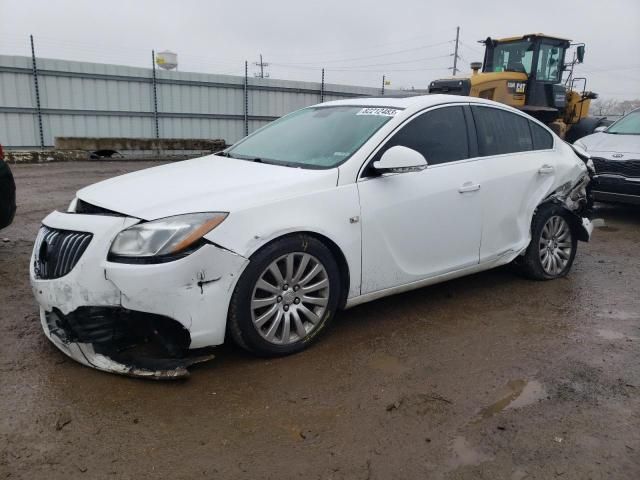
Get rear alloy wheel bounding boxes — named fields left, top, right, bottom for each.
left=518, top=203, right=578, bottom=280
left=538, top=216, right=573, bottom=276
left=228, top=235, right=341, bottom=356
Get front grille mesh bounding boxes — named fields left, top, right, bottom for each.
left=592, top=157, right=640, bottom=178
left=33, top=226, right=92, bottom=279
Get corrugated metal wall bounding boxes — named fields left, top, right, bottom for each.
left=0, top=55, right=402, bottom=149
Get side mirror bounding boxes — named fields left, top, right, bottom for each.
left=373, top=145, right=428, bottom=174
left=594, top=125, right=607, bottom=133
left=576, top=45, right=585, bottom=63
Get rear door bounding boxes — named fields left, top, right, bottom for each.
left=469, top=105, right=557, bottom=261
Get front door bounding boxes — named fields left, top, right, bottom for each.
left=358, top=105, right=483, bottom=294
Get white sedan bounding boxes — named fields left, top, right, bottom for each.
left=30, top=95, right=592, bottom=378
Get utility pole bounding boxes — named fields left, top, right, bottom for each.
left=451, top=26, right=461, bottom=76
left=254, top=54, right=269, bottom=78
left=244, top=61, right=249, bottom=136
left=381, top=75, right=386, bottom=96
left=151, top=50, right=160, bottom=142
left=30, top=35, right=45, bottom=150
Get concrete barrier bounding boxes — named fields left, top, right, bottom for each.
left=54, top=137, right=226, bottom=152
left=4, top=137, right=228, bottom=164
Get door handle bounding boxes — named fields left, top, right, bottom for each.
left=538, top=164, right=554, bottom=175
left=458, top=182, right=481, bottom=193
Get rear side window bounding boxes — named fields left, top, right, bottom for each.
left=377, top=106, right=469, bottom=165
left=529, top=121, right=554, bottom=150
left=472, top=106, right=533, bottom=156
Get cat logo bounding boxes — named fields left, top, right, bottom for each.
left=507, top=82, right=526, bottom=95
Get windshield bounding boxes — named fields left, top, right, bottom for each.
left=607, top=110, right=640, bottom=135
left=487, top=40, right=534, bottom=74
left=226, top=105, right=400, bottom=168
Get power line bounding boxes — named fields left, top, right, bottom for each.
left=271, top=26, right=455, bottom=59
left=272, top=53, right=450, bottom=71
left=272, top=40, right=451, bottom=66
left=271, top=63, right=451, bottom=73
left=458, top=40, right=484, bottom=55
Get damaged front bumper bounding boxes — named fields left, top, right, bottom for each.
left=30, top=211, right=248, bottom=378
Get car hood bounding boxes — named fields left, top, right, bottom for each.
left=77, top=155, right=339, bottom=220
left=578, top=132, right=640, bottom=156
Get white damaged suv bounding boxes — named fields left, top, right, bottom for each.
left=30, top=95, right=592, bottom=378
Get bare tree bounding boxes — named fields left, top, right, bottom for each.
left=591, top=98, right=640, bottom=116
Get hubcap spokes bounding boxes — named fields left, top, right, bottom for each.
left=538, top=215, right=572, bottom=275
left=251, top=253, right=330, bottom=345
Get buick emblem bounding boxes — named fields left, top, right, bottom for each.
left=612, top=153, right=624, bottom=158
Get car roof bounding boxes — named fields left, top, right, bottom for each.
left=319, top=94, right=516, bottom=112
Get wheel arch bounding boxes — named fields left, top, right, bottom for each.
left=532, top=199, right=590, bottom=242
left=246, top=230, right=351, bottom=309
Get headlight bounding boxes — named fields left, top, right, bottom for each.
left=109, top=212, right=228, bottom=259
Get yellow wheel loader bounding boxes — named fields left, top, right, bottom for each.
left=428, top=33, right=606, bottom=141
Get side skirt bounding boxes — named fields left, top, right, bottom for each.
left=345, top=254, right=516, bottom=309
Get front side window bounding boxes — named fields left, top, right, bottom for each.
left=487, top=41, right=534, bottom=74
left=374, top=106, right=469, bottom=165
left=536, top=43, right=564, bottom=82
left=227, top=105, right=399, bottom=169
left=606, top=110, right=640, bottom=135
left=472, top=106, right=533, bottom=156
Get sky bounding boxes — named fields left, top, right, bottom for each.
left=1, top=0, right=639, bottom=100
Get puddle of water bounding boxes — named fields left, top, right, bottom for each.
left=506, top=380, right=547, bottom=410
left=450, top=436, right=491, bottom=467
left=479, top=379, right=547, bottom=418
left=597, top=329, right=626, bottom=340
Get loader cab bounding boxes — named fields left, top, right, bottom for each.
left=483, top=34, right=570, bottom=120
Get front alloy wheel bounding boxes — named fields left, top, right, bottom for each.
left=251, top=253, right=330, bottom=345
left=228, top=234, right=341, bottom=356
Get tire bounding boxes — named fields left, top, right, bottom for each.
left=518, top=203, right=578, bottom=280
left=565, top=116, right=609, bottom=143
left=227, top=234, right=341, bottom=356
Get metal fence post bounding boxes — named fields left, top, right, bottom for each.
left=244, top=61, right=249, bottom=137
left=151, top=50, right=160, bottom=143
left=30, top=35, right=45, bottom=150
left=320, top=68, right=325, bottom=103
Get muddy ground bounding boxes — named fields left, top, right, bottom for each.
left=1, top=161, right=639, bottom=479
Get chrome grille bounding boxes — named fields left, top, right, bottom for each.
left=33, top=226, right=92, bottom=279
left=592, top=157, right=640, bottom=178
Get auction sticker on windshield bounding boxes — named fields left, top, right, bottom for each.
left=356, top=107, right=399, bottom=117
